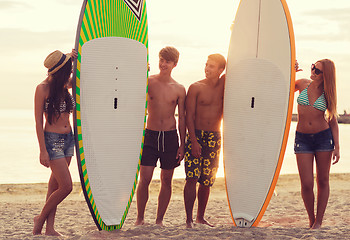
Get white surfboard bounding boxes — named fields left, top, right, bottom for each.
left=223, top=0, right=295, bottom=227
left=73, top=0, right=148, bottom=230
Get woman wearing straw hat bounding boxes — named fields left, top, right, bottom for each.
left=33, top=49, right=77, bottom=236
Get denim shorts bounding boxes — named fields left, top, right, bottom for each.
left=294, top=128, right=334, bottom=154
left=44, top=131, right=75, bottom=160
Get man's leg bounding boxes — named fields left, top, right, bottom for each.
left=135, top=165, right=155, bottom=225
left=156, top=168, right=174, bottom=225
left=184, top=178, right=197, bottom=228
left=196, top=184, right=213, bottom=227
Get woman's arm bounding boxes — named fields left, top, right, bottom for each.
left=329, top=116, right=340, bottom=164
left=34, top=84, right=50, bottom=168
left=66, top=49, right=78, bottom=89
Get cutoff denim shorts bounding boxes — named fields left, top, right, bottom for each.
left=294, top=128, right=334, bottom=154
left=44, top=131, right=75, bottom=160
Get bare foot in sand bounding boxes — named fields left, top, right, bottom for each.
left=311, top=222, right=322, bottom=229
left=186, top=220, right=194, bottom=228
left=33, top=216, right=43, bottom=235
left=196, top=218, right=214, bottom=227
left=156, top=219, right=164, bottom=226
left=45, top=229, right=63, bottom=236
left=156, top=221, right=164, bottom=227
left=308, top=217, right=315, bottom=228
left=135, top=218, right=145, bottom=226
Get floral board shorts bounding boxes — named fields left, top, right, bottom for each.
left=184, top=129, right=221, bottom=187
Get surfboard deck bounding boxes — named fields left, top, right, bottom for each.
left=223, top=0, right=295, bottom=227
left=72, top=0, right=148, bottom=231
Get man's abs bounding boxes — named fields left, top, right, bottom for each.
left=146, top=115, right=177, bottom=131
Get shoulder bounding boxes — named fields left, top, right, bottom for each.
left=189, top=80, right=205, bottom=90
left=36, top=80, right=49, bottom=94
left=187, top=80, right=204, bottom=96
left=148, top=74, right=158, bottom=83
left=35, top=80, right=49, bottom=103
left=172, top=79, right=186, bottom=93
left=295, top=78, right=310, bottom=91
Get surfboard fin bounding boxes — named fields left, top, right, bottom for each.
left=233, top=213, right=255, bottom=227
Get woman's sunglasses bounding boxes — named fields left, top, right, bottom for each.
left=311, top=64, right=323, bottom=75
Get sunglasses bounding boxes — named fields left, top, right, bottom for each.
left=311, top=63, right=323, bottom=75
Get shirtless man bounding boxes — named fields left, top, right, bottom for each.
left=183, top=54, right=226, bottom=228
left=135, top=46, right=186, bottom=226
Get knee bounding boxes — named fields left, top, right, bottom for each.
left=139, top=176, right=152, bottom=188
left=185, top=179, right=198, bottom=188
left=61, top=182, right=73, bottom=196
left=301, top=180, right=314, bottom=193
left=161, top=175, right=173, bottom=187
left=317, top=177, right=330, bottom=190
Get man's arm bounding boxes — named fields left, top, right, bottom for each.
left=185, top=84, right=201, bottom=158
left=176, top=85, right=186, bottom=162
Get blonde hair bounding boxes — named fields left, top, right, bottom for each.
left=208, top=54, right=226, bottom=70
left=319, top=59, right=337, bottom=120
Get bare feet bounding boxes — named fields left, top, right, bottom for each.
left=156, top=219, right=164, bottom=226
left=135, top=218, right=145, bottom=226
left=186, top=220, right=194, bottom=228
left=196, top=218, right=214, bottom=227
left=45, top=229, right=63, bottom=236
left=308, top=217, right=315, bottom=228
left=311, top=222, right=322, bottom=229
left=33, top=216, right=43, bottom=235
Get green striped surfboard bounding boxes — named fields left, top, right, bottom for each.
left=72, top=0, right=148, bottom=231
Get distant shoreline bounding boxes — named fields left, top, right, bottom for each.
left=292, top=113, right=350, bottom=124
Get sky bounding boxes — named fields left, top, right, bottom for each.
left=0, top=0, right=349, bottom=113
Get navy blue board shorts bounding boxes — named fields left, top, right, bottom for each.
left=141, top=129, right=180, bottom=170
left=294, top=128, right=334, bottom=154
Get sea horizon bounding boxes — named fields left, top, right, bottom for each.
left=1, top=108, right=349, bottom=184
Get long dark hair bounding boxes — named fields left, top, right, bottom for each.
left=46, top=59, right=73, bottom=124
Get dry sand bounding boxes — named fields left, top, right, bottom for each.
left=1, top=173, right=349, bottom=239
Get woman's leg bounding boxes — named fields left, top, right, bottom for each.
left=33, top=157, right=72, bottom=235
left=313, top=151, right=332, bottom=229
left=296, top=153, right=316, bottom=228
left=45, top=157, right=72, bottom=235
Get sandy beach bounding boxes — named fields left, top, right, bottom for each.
left=1, top=173, right=349, bottom=239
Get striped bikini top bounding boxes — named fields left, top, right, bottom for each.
left=297, top=84, right=327, bottom=112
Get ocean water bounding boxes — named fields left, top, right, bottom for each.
left=0, top=109, right=349, bottom=184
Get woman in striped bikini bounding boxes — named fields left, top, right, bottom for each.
left=294, top=59, right=340, bottom=229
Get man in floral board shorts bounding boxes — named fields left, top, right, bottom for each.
left=184, top=53, right=226, bottom=228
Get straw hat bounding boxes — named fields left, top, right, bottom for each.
left=44, top=50, right=72, bottom=75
